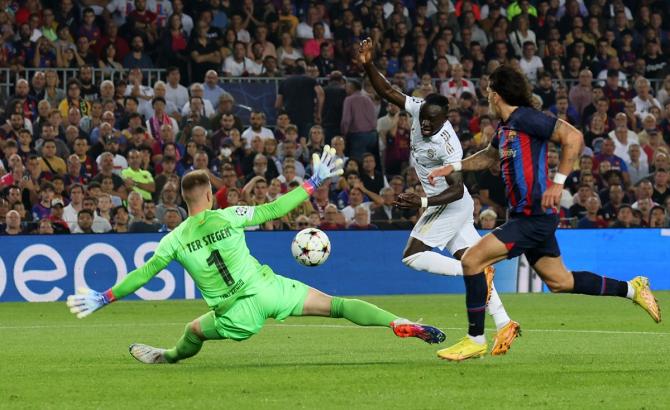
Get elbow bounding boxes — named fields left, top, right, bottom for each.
left=565, top=131, right=584, bottom=150
left=453, top=185, right=465, bottom=201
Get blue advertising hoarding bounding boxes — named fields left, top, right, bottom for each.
left=0, top=229, right=667, bottom=302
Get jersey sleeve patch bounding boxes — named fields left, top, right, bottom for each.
left=234, top=206, right=253, bottom=219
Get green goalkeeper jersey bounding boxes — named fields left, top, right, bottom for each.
left=110, top=186, right=310, bottom=312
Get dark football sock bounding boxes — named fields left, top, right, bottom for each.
left=464, top=273, right=487, bottom=337
left=571, top=271, right=628, bottom=297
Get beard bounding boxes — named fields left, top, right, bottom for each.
left=489, top=101, right=501, bottom=119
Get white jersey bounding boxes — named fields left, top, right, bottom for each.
left=404, top=96, right=471, bottom=201
left=404, top=96, right=477, bottom=251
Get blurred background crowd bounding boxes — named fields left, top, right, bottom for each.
left=0, top=0, right=669, bottom=235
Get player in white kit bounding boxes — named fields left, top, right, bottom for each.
left=359, top=38, right=520, bottom=356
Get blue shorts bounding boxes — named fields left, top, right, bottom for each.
left=491, top=214, right=561, bottom=266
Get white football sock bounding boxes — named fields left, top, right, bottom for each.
left=626, top=282, right=635, bottom=299
left=402, top=251, right=463, bottom=276
left=467, top=334, right=486, bottom=344
left=486, top=284, right=512, bottom=330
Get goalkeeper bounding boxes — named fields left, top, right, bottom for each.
left=67, top=147, right=445, bottom=364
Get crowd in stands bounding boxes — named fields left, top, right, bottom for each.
left=1, top=0, right=670, bottom=235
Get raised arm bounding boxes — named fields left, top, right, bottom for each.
left=359, top=38, right=406, bottom=108
left=427, top=144, right=499, bottom=185
left=543, top=118, right=584, bottom=209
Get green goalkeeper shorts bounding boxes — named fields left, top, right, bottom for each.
left=200, top=274, right=310, bottom=341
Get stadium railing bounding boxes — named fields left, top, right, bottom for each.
left=2, top=68, right=664, bottom=97
left=0, top=68, right=166, bottom=95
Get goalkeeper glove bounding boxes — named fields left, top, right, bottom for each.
left=303, top=145, right=344, bottom=194
left=66, top=287, right=116, bottom=319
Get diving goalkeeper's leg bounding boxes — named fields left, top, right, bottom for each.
left=300, top=287, right=446, bottom=344
left=130, top=312, right=218, bottom=364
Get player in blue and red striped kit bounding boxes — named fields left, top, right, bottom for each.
left=428, top=65, right=661, bottom=361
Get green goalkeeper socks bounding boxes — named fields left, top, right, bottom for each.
left=164, top=325, right=204, bottom=363
left=330, top=297, right=398, bottom=327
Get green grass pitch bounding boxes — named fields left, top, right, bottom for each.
left=2, top=292, right=669, bottom=409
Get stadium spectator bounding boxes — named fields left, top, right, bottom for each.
left=123, top=34, right=153, bottom=69
left=611, top=204, right=638, bottom=228
left=241, top=111, right=275, bottom=148
left=111, top=205, right=130, bottom=233
left=164, top=67, right=189, bottom=111
left=652, top=169, right=669, bottom=205
left=632, top=77, right=662, bottom=117
left=649, top=205, right=669, bottom=228
left=371, top=187, right=408, bottom=230
left=627, top=144, right=650, bottom=186
left=319, top=204, right=344, bottom=230
left=276, top=64, right=323, bottom=138
left=159, top=207, right=182, bottom=232
left=347, top=204, right=377, bottom=230
left=0, top=0, right=669, bottom=235
left=341, top=79, right=377, bottom=162
left=322, top=71, right=347, bottom=143
left=129, top=200, right=160, bottom=232
left=2, top=210, right=25, bottom=235
left=478, top=209, right=498, bottom=230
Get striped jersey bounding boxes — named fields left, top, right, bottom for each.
left=491, top=106, right=558, bottom=216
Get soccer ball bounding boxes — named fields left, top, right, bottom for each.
left=291, top=228, right=331, bottom=267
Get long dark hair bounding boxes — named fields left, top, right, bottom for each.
left=489, top=65, right=533, bottom=107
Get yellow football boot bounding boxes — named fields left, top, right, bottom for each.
left=629, top=276, right=661, bottom=323
left=437, top=336, right=487, bottom=362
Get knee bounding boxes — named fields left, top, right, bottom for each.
left=460, top=252, right=480, bottom=275
left=187, top=320, right=205, bottom=340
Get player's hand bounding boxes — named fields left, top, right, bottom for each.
left=66, top=287, right=114, bottom=319
left=393, top=192, right=422, bottom=209
left=542, top=183, right=563, bottom=211
left=358, top=37, right=373, bottom=65
left=427, top=165, right=454, bottom=186
left=308, top=145, right=344, bottom=187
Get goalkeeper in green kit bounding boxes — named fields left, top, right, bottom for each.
left=67, top=146, right=445, bottom=364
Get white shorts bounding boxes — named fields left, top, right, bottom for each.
left=410, top=200, right=481, bottom=254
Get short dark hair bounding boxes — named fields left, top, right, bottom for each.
left=489, top=65, right=533, bottom=107
left=78, top=209, right=94, bottom=218
left=347, top=79, right=362, bottom=91
left=424, top=93, right=450, bottom=113
left=111, top=205, right=128, bottom=219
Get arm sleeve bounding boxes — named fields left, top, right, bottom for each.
left=525, top=109, right=558, bottom=141
left=220, top=185, right=310, bottom=228
left=110, top=234, right=175, bottom=299
left=404, top=96, right=423, bottom=118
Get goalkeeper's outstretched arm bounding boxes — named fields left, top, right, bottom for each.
left=66, top=248, right=172, bottom=318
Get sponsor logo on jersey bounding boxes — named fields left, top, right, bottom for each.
left=501, top=148, right=517, bottom=158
